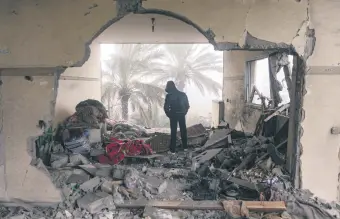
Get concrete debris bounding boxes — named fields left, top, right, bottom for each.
left=143, top=206, right=173, bottom=219
left=66, top=172, right=90, bottom=184
left=9, top=99, right=338, bottom=219
left=80, top=176, right=102, bottom=192
left=101, top=179, right=114, bottom=194
left=112, top=167, right=126, bottom=180
left=77, top=192, right=115, bottom=214
left=158, top=181, right=168, bottom=194
left=124, top=168, right=139, bottom=189
left=68, top=154, right=91, bottom=166
left=50, top=153, right=69, bottom=168
left=113, top=186, right=125, bottom=204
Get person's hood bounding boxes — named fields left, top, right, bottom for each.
left=165, top=81, right=177, bottom=93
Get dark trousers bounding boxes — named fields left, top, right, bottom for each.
left=169, top=114, right=187, bottom=152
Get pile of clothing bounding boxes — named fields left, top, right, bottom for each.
left=64, top=99, right=108, bottom=129
left=98, top=137, right=153, bottom=164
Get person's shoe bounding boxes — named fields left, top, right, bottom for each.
left=169, top=148, right=176, bottom=154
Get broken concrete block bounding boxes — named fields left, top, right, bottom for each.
left=51, top=153, right=68, bottom=163
left=77, top=192, right=115, bottom=214
left=158, top=181, right=168, bottom=194
left=112, top=167, right=126, bottom=180
left=65, top=210, right=73, bottom=218
left=80, top=176, right=102, bottom=192
left=93, top=211, right=114, bottom=219
left=143, top=189, right=153, bottom=200
left=113, top=186, right=124, bottom=204
left=66, top=173, right=90, bottom=184
left=95, top=165, right=113, bottom=178
left=51, top=153, right=69, bottom=168
left=143, top=206, right=173, bottom=219
left=55, top=211, right=65, bottom=219
left=68, top=154, right=90, bottom=166
left=101, top=180, right=114, bottom=194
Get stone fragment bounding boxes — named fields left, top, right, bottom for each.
left=77, top=192, right=115, bottom=214
left=80, top=176, right=102, bottom=192
left=143, top=189, right=153, bottom=200
left=95, top=165, right=113, bottom=178
left=142, top=166, right=147, bottom=173
left=143, top=206, right=173, bottom=219
left=281, top=211, right=292, bottom=219
left=79, top=164, right=97, bottom=175
left=158, top=181, right=168, bottom=194
left=68, top=154, right=90, bottom=166
left=124, top=168, right=139, bottom=189
left=113, top=185, right=124, bottom=204
left=272, top=167, right=284, bottom=176
left=51, top=153, right=69, bottom=168
left=112, top=168, right=126, bottom=180
left=55, top=212, right=65, bottom=219
left=66, top=173, right=90, bottom=184
left=101, top=179, right=114, bottom=194
left=65, top=210, right=73, bottom=218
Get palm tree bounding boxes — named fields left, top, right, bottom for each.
left=101, top=44, right=165, bottom=121
left=151, top=44, right=223, bottom=96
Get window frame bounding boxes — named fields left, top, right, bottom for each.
left=244, top=54, right=272, bottom=107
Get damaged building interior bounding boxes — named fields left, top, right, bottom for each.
left=1, top=0, right=340, bottom=218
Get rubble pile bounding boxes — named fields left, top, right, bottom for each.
left=3, top=100, right=340, bottom=218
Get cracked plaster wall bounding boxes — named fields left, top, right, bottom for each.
left=0, top=0, right=338, bottom=202
left=0, top=70, right=61, bottom=203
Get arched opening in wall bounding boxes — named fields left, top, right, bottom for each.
left=55, top=13, right=223, bottom=130
left=33, top=10, right=306, bottom=209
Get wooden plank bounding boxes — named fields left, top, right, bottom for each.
left=244, top=201, right=286, bottom=212
left=116, top=200, right=286, bottom=212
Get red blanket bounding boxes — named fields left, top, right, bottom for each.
left=98, top=137, right=153, bottom=164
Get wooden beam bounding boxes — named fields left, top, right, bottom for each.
left=116, top=200, right=286, bottom=213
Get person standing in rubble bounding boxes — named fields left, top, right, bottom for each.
left=164, top=81, right=190, bottom=153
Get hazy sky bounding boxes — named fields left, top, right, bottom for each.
left=100, top=44, right=223, bottom=117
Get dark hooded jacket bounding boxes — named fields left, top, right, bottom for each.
left=164, top=82, right=190, bottom=117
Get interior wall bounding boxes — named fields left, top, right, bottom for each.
left=55, top=43, right=101, bottom=124
left=300, top=66, right=340, bottom=201
left=0, top=0, right=308, bottom=68
left=0, top=71, right=61, bottom=203
left=0, top=0, right=339, bottom=202
left=96, top=14, right=208, bottom=44
left=223, top=50, right=270, bottom=133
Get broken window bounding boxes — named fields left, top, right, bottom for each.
left=246, top=55, right=293, bottom=106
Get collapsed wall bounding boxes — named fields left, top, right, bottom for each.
left=0, top=69, right=61, bottom=203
